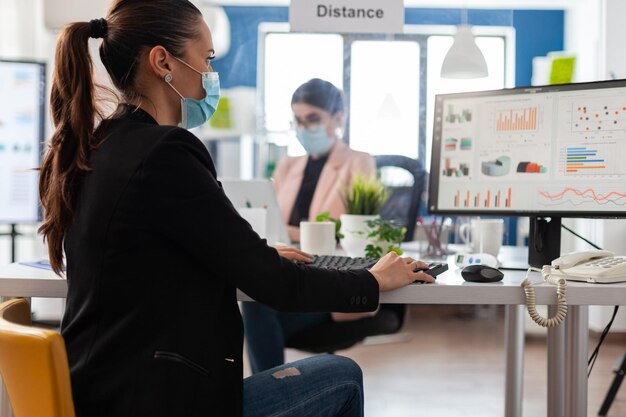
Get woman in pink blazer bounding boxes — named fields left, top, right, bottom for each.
left=273, top=79, right=376, bottom=242
left=274, top=140, right=376, bottom=243
left=243, top=79, right=378, bottom=374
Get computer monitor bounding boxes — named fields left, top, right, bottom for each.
left=428, top=79, right=626, bottom=267
left=0, top=59, right=46, bottom=223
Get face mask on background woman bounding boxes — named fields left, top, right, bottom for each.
left=296, top=124, right=334, bottom=156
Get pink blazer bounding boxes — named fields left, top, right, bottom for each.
left=273, top=142, right=376, bottom=242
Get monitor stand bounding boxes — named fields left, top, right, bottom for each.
left=0, top=224, right=21, bottom=263
left=528, top=216, right=561, bottom=268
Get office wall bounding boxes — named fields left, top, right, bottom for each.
left=214, top=7, right=564, bottom=89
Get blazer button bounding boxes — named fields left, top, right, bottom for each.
left=362, top=296, right=368, bottom=304
left=355, top=296, right=361, bottom=305
left=350, top=296, right=355, bottom=305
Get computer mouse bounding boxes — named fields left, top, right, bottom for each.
left=461, top=264, right=504, bottom=283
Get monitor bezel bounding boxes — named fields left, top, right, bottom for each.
left=0, top=59, right=46, bottom=224
left=428, top=78, right=626, bottom=219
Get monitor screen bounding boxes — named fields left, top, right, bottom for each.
left=429, top=79, right=626, bottom=218
left=0, top=59, right=45, bottom=223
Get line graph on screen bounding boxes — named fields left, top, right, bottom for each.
left=538, top=187, right=626, bottom=208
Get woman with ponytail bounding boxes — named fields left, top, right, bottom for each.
left=39, top=1, right=433, bottom=416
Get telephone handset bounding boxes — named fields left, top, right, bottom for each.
left=522, top=249, right=626, bottom=328
left=552, top=250, right=615, bottom=269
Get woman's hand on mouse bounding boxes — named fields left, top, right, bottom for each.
left=368, top=252, right=434, bottom=292
left=275, top=245, right=312, bottom=263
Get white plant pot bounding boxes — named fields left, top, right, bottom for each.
left=339, top=214, right=379, bottom=257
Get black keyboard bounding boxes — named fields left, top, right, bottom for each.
left=309, top=255, right=379, bottom=270
left=307, top=255, right=449, bottom=279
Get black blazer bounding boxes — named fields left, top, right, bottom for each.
left=61, top=105, right=379, bottom=417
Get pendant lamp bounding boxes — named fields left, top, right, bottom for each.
left=440, top=23, right=488, bottom=79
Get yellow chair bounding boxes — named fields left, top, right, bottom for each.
left=0, top=298, right=75, bottom=417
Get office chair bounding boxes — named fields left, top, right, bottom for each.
left=375, top=154, right=426, bottom=242
left=0, top=298, right=76, bottom=417
left=286, top=155, right=426, bottom=353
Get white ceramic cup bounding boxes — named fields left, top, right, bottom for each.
left=300, top=221, right=336, bottom=255
left=459, top=218, right=504, bottom=257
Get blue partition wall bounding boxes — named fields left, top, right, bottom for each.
left=214, top=7, right=564, bottom=89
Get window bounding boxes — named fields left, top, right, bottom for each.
left=349, top=40, right=420, bottom=158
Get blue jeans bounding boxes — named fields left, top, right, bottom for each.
left=242, top=302, right=330, bottom=374
left=243, top=355, right=364, bottom=417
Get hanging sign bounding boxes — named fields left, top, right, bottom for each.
left=289, top=0, right=405, bottom=34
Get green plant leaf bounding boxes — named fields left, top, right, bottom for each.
left=362, top=218, right=406, bottom=258
left=316, top=211, right=331, bottom=222
left=365, top=244, right=384, bottom=259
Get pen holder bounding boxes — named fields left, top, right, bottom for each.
left=415, top=222, right=450, bottom=257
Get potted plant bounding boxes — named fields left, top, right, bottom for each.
left=364, top=218, right=406, bottom=258
left=339, top=175, right=388, bottom=257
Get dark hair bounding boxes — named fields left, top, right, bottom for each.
left=291, top=78, right=344, bottom=116
left=39, top=0, right=202, bottom=274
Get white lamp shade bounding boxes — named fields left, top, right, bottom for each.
left=440, top=25, right=489, bottom=79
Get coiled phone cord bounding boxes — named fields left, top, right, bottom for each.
left=521, top=266, right=568, bottom=328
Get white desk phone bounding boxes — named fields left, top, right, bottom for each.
left=546, top=250, right=626, bottom=283
left=522, top=250, right=626, bottom=328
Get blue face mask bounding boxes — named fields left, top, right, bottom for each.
left=165, top=56, right=220, bottom=129
left=296, top=125, right=334, bottom=156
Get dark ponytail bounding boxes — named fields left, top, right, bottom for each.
left=39, top=22, right=102, bottom=275
left=39, top=0, right=202, bottom=274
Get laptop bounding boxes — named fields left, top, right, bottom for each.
left=219, top=178, right=291, bottom=245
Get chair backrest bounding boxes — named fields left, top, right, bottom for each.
left=374, top=155, right=426, bottom=241
left=0, top=298, right=75, bottom=417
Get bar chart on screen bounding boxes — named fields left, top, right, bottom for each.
left=484, top=102, right=549, bottom=146
left=452, top=187, right=513, bottom=209
left=557, top=144, right=626, bottom=176
left=495, top=106, right=539, bottom=132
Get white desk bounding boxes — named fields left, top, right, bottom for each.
left=1, top=262, right=625, bottom=417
